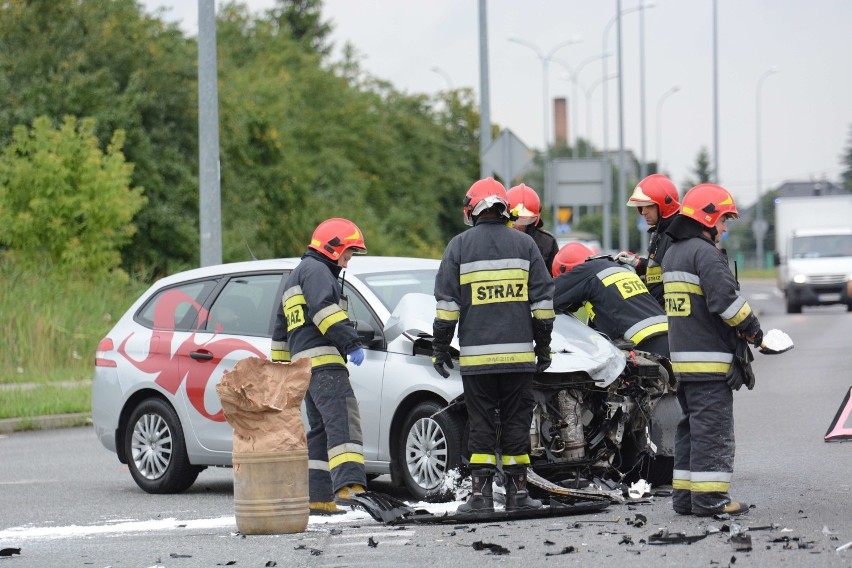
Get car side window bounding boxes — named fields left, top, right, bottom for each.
left=206, top=273, right=283, bottom=336
left=137, top=279, right=219, bottom=331
left=344, top=283, right=384, bottom=347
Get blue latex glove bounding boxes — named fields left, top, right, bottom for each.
left=348, top=347, right=365, bottom=366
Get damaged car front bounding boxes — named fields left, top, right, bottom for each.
left=374, top=290, right=678, bottom=500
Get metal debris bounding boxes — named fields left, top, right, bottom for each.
left=648, top=528, right=709, bottom=545
left=471, top=541, right=510, bottom=555
left=545, top=546, right=576, bottom=556
left=837, top=540, right=852, bottom=552
left=731, top=533, right=752, bottom=551
left=0, top=548, right=21, bottom=557
left=368, top=536, right=379, bottom=548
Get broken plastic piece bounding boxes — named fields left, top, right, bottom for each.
left=648, top=529, right=709, bottom=545
left=731, top=533, right=752, bottom=551
left=627, top=479, right=651, bottom=499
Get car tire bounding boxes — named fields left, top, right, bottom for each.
left=397, top=400, right=465, bottom=500
left=124, top=398, right=200, bottom=494
left=786, top=297, right=802, bottom=314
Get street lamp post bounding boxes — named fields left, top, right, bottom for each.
left=585, top=74, right=618, bottom=158
left=554, top=53, right=611, bottom=158
left=509, top=35, right=582, bottom=230
left=655, top=85, right=681, bottom=174
left=601, top=1, right=654, bottom=251
left=430, top=66, right=453, bottom=90
left=755, top=66, right=780, bottom=268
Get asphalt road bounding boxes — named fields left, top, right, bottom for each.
left=2, top=280, right=852, bottom=567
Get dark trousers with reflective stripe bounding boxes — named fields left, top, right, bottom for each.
left=636, top=333, right=670, bottom=359
left=673, top=379, right=735, bottom=514
left=463, top=372, right=534, bottom=470
left=304, top=366, right=366, bottom=502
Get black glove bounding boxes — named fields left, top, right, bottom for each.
left=726, top=340, right=756, bottom=391
left=535, top=345, right=551, bottom=373
left=432, top=349, right=454, bottom=378
left=738, top=313, right=763, bottom=348
left=431, top=324, right=455, bottom=379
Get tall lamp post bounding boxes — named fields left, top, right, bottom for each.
left=755, top=66, right=780, bottom=268
left=585, top=74, right=618, bottom=158
left=430, top=66, right=453, bottom=90
left=553, top=53, right=611, bottom=158
left=509, top=35, right=582, bottom=229
left=655, top=85, right=681, bottom=174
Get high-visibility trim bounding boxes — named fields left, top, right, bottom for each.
left=460, top=268, right=529, bottom=285
left=437, top=300, right=460, bottom=312
left=436, top=309, right=460, bottom=321
left=501, top=454, right=531, bottom=466
left=584, top=301, right=596, bottom=320
left=314, top=305, right=348, bottom=334
left=460, top=342, right=534, bottom=356
left=627, top=318, right=669, bottom=345
left=664, top=282, right=704, bottom=295
left=460, top=352, right=536, bottom=367
left=328, top=452, right=365, bottom=470
left=691, top=480, right=731, bottom=493
left=672, top=479, right=692, bottom=490
left=721, top=297, right=752, bottom=326
left=293, top=346, right=346, bottom=367
left=673, top=469, right=691, bottom=481
left=460, top=258, right=531, bottom=274
left=663, top=270, right=701, bottom=285
left=692, top=471, right=733, bottom=483
left=599, top=270, right=634, bottom=287
left=469, top=453, right=497, bottom=466
left=530, top=299, right=554, bottom=311
left=308, top=459, right=330, bottom=472
left=672, top=361, right=731, bottom=373
left=270, top=349, right=291, bottom=362
left=328, top=442, right=364, bottom=459
left=671, top=351, right=733, bottom=363
left=532, top=308, right=556, bottom=319
left=645, top=265, right=663, bottom=284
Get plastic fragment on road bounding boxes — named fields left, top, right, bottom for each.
left=837, top=540, right=852, bottom=552
left=627, top=479, right=651, bottom=499
left=824, top=386, right=852, bottom=442
left=731, top=532, right=752, bottom=551
left=648, top=528, right=709, bottom=545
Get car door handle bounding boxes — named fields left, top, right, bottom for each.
left=190, top=350, right=214, bottom=361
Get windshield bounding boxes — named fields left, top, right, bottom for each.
left=791, top=235, right=852, bottom=259
left=360, top=269, right=438, bottom=313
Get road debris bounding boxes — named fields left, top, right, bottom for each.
left=471, top=541, right=510, bottom=555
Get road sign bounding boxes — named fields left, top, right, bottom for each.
left=482, top=129, right=534, bottom=185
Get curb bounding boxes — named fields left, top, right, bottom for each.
left=0, top=413, right=91, bottom=434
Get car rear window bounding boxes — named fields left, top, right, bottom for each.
left=137, top=279, right=219, bottom=331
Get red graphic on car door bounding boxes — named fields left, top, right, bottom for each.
left=118, top=289, right=266, bottom=421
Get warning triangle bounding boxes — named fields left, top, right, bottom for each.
left=824, top=386, right=852, bottom=442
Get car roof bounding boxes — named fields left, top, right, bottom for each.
left=153, top=256, right=441, bottom=287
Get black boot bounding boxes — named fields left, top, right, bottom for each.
left=505, top=469, right=542, bottom=511
left=457, top=468, right=495, bottom=515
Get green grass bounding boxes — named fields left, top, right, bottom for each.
left=737, top=268, right=776, bottom=279
left=0, top=263, right=149, bottom=386
left=0, top=383, right=92, bottom=419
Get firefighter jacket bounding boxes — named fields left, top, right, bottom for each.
left=636, top=214, right=676, bottom=307
left=434, top=217, right=555, bottom=376
left=525, top=224, right=559, bottom=276
left=271, top=251, right=361, bottom=369
left=553, top=257, right=668, bottom=345
left=662, top=234, right=760, bottom=383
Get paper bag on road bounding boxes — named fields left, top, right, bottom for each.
left=216, top=357, right=311, bottom=453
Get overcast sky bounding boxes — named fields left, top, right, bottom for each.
left=142, top=0, right=852, bottom=207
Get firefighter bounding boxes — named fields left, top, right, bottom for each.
left=507, top=183, right=559, bottom=275
left=432, top=177, right=555, bottom=515
left=271, top=218, right=369, bottom=516
left=616, top=174, right=680, bottom=308
left=552, top=242, right=669, bottom=358
left=662, top=184, right=763, bottom=517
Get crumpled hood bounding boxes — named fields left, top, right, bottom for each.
left=383, top=293, right=625, bottom=386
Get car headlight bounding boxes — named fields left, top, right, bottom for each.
left=792, top=273, right=808, bottom=284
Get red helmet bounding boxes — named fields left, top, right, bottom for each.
left=552, top=242, right=595, bottom=278
left=308, top=218, right=367, bottom=261
left=463, top=177, right=510, bottom=226
left=507, top=183, right=541, bottom=226
left=680, top=184, right=739, bottom=228
left=626, top=174, right=680, bottom=218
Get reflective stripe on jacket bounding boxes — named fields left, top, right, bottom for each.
left=434, top=218, right=555, bottom=375
left=270, top=251, right=360, bottom=369
left=553, top=257, right=667, bottom=344
left=662, top=235, right=758, bottom=382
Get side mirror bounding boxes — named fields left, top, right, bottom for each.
left=354, top=319, right=383, bottom=348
